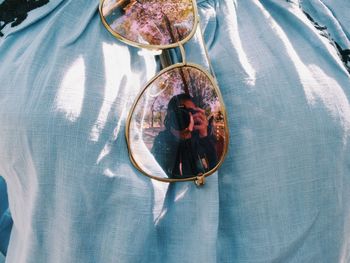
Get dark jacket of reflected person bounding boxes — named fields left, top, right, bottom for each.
left=151, top=94, right=218, bottom=179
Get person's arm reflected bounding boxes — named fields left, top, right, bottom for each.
left=192, top=107, right=218, bottom=170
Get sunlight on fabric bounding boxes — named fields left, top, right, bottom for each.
left=154, top=208, right=167, bottom=226
left=55, top=56, right=85, bottom=122
left=138, top=49, right=159, bottom=80
left=130, top=129, right=167, bottom=177
left=226, top=2, right=256, bottom=86
left=103, top=168, right=117, bottom=178
left=137, top=49, right=158, bottom=140
left=96, top=48, right=157, bottom=164
left=151, top=180, right=168, bottom=221
left=153, top=184, right=190, bottom=224
left=129, top=127, right=169, bottom=220
left=174, top=185, right=190, bottom=202
left=234, top=30, right=256, bottom=86
left=308, top=64, right=350, bottom=143
left=96, top=104, right=128, bottom=164
left=136, top=50, right=163, bottom=221
left=302, top=0, right=350, bottom=48
left=255, top=1, right=350, bottom=144
left=89, top=43, right=131, bottom=142
left=253, top=1, right=314, bottom=87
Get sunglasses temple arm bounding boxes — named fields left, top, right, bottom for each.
left=161, top=27, right=218, bottom=84
left=159, top=47, right=190, bottom=94
left=160, top=49, right=174, bottom=69
left=197, top=23, right=218, bottom=82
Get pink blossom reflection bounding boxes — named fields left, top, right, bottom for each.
left=102, top=0, right=195, bottom=45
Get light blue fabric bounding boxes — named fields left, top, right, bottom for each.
left=0, top=0, right=350, bottom=262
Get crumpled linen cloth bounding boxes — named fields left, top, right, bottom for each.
left=0, top=0, right=350, bottom=262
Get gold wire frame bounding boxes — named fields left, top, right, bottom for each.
left=126, top=63, right=229, bottom=184
left=99, top=0, right=199, bottom=50
left=99, top=0, right=229, bottom=185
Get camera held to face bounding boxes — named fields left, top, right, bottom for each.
left=169, top=105, right=198, bottom=131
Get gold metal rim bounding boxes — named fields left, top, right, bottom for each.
left=125, top=63, right=230, bottom=183
left=99, top=0, right=200, bottom=50
left=98, top=0, right=230, bottom=184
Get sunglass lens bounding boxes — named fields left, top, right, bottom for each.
left=128, top=66, right=228, bottom=181
left=101, top=0, right=195, bottom=46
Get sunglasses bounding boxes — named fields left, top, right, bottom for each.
left=99, top=0, right=229, bottom=186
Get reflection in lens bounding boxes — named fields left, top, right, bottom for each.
left=101, top=0, right=195, bottom=46
left=128, top=66, right=228, bottom=181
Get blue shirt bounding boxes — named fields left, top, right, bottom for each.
left=0, top=0, right=350, bottom=262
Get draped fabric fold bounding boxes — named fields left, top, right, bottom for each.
left=0, top=0, right=349, bottom=262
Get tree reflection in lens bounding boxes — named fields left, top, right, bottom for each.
left=102, top=0, right=194, bottom=46
left=128, top=65, right=227, bottom=181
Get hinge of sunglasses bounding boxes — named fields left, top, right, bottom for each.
left=195, top=174, right=206, bottom=187
left=178, top=42, right=186, bottom=65
left=159, top=42, right=187, bottom=69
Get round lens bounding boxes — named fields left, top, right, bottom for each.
left=100, top=0, right=196, bottom=47
left=127, top=65, right=228, bottom=181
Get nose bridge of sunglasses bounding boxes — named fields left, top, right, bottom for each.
left=159, top=42, right=187, bottom=69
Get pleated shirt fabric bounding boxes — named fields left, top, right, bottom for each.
left=0, top=0, right=350, bottom=262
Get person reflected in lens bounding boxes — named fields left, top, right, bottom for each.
left=151, top=93, right=218, bottom=179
